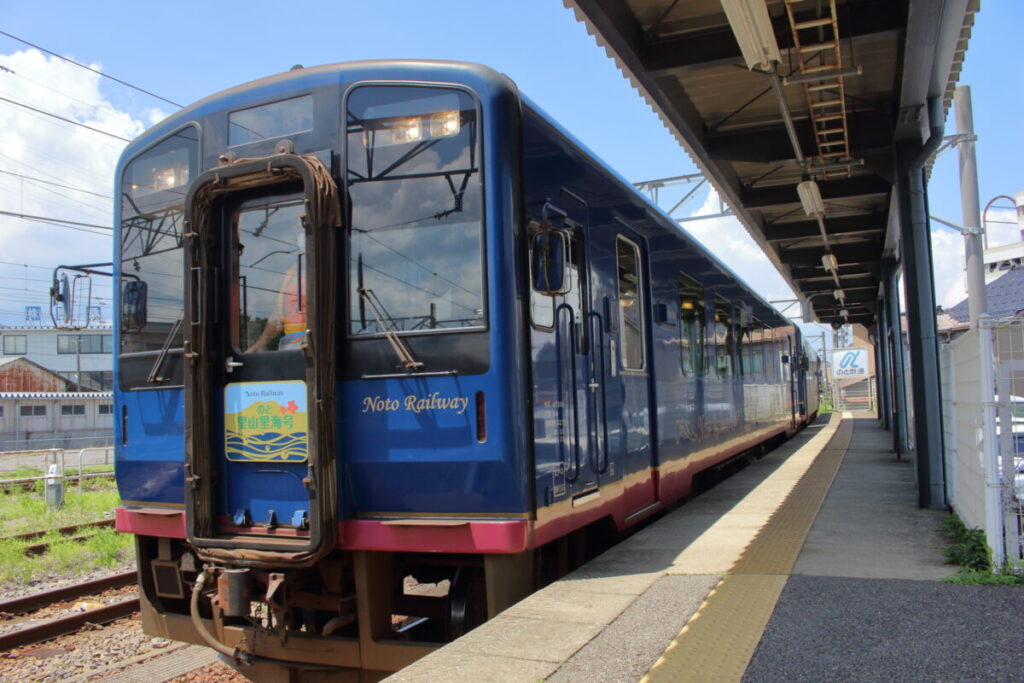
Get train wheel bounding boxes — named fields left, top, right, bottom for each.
left=445, top=567, right=486, bottom=639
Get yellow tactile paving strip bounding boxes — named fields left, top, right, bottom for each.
left=643, top=416, right=853, bottom=683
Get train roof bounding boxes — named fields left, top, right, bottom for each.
left=519, top=94, right=798, bottom=331
left=122, top=60, right=513, bottom=161
left=123, top=59, right=799, bottom=332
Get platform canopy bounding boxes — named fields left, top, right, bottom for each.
left=566, top=0, right=978, bottom=327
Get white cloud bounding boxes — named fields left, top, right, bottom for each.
left=677, top=188, right=798, bottom=305
left=0, top=48, right=150, bottom=325
left=930, top=206, right=1021, bottom=310
left=982, top=207, right=1019, bottom=248
left=143, top=107, right=169, bottom=127
left=930, top=227, right=968, bottom=308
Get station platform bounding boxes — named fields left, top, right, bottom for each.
left=388, top=412, right=1024, bottom=682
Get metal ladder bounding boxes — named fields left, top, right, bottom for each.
left=783, top=0, right=854, bottom=179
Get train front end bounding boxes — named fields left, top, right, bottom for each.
left=112, top=62, right=532, bottom=678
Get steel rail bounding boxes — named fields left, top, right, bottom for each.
left=0, top=471, right=115, bottom=493
left=0, top=571, right=136, bottom=614
left=0, top=597, right=140, bottom=651
left=3, top=519, right=115, bottom=545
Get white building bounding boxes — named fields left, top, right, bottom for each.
left=0, top=391, right=113, bottom=451
left=0, top=326, right=112, bottom=391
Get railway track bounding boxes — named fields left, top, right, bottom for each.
left=0, top=471, right=115, bottom=494
left=1, top=519, right=116, bottom=556
left=0, top=571, right=139, bottom=651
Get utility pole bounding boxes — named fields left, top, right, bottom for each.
left=955, top=85, right=988, bottom=323
left=75, top=335, right=82, bottom=392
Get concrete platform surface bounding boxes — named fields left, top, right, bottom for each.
left=387, top=413, right=1024, bottom=682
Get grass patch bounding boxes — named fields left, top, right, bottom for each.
left=940, top=514, right=1024, bottom=586
left=0, top=479, right=120, bottom=537
left=0, top=475, right=132, bottom=587
left=0, top=529, right=134, bottom=585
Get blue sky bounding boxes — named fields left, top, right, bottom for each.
left=0, top=1, right=1021, bottom=337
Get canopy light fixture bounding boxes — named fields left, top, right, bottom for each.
left=833, top=289, right=846, bottom=303
left=720, top=0, right=781, bottom=71
left=797, top=180, right=826, bottom=217
left=821, top=253, right=839, bottom=273
left=782, top=66, right=863, bottom=86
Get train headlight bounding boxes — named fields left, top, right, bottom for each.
left=153, top=169, right=175, bottom=189
left=429, top=110, right=460, bottom=138
left=151, top=165, right=188, bottom=190
left=391, top=117, right=423, bottom=145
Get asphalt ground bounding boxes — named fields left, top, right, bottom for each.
left=741, top=413, right=1024, bottom=683
left=743, top=575, right=1024, bottom=683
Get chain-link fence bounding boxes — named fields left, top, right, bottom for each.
left=990, top=317, right=1024, bottom=568
left=940, top=316, right=1023, bottom=569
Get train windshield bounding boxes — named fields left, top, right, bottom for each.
left=119, top=127, right=198, bottom=353
left=345, top=86, right=484, bottom=336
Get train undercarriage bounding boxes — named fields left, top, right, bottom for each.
left=134, top=532, right=593, bottom=682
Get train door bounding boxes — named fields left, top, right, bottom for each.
left=786, top=336, right=797, bottom=428
left=535, top=207, right=607, bottom=497
left=678, top=274, right=705, bottom=452
left=183, top=156, right=338, bottom=563
left=613, top=234, right=657, bottom=515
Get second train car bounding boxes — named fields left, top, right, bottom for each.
left=107, top=60, right=820, bottom=678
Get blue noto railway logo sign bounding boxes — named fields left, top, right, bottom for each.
left=832, top=348, right=869, bottom=378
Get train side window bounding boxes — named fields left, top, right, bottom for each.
left=567, top=231, right=588, bottom=354
left=616, top=236, right=645, bottom=370
left=714, top=297, right=732, bottom=378
left=738, top=324, right=749, bottom=378
left=750, top=322, right=764, bottom=381
left=678, top=273, right=704, bottom=375
left=528, top=237, right=554, bottom=329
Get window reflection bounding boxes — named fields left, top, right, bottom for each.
left=229, top=95, right=313, bottom=146
left=234, top=201, right=307, bottom=352
left=346, top=86, right=484, bottom=336
left=678, top=273, right=705, bottom=375
left=616, top=237, right=645, bottom=370
left=714, top=297, right=733, bottom=378
left=119, top=128, right=197, bottom=352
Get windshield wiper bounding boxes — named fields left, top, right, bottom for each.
left=147, top=312, right=184, bottom=384
left=357, top=287, right=423, bottom=371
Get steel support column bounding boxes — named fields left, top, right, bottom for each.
left=898, top=143, right=947, bottom=510
left=875, top=315, right=891, bottom=430
left=883, top=257, right=909, bottom=456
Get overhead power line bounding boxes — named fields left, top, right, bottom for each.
left=0, top=94, right=132, bottom=142
left=0, top=30, right=182, bottom=109
left=0, top=168, right=112, bottom=202
left=0, top=209, right=111, bottom=233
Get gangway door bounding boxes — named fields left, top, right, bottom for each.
left=182, top=154, right=340, bottom=567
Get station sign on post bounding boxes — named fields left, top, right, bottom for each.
left=832, top=347, right=869, bottom=378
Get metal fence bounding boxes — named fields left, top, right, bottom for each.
left=0, top=445, right=113, bottom=473
left=940, top=316, right=1024, bottom=569
left=832, top=376, right=877, bottom=412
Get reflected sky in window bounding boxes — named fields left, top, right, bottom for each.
left=346, top=86, right=484, bottom=335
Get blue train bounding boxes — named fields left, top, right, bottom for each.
left=106, top=61, right=819, bottom=678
